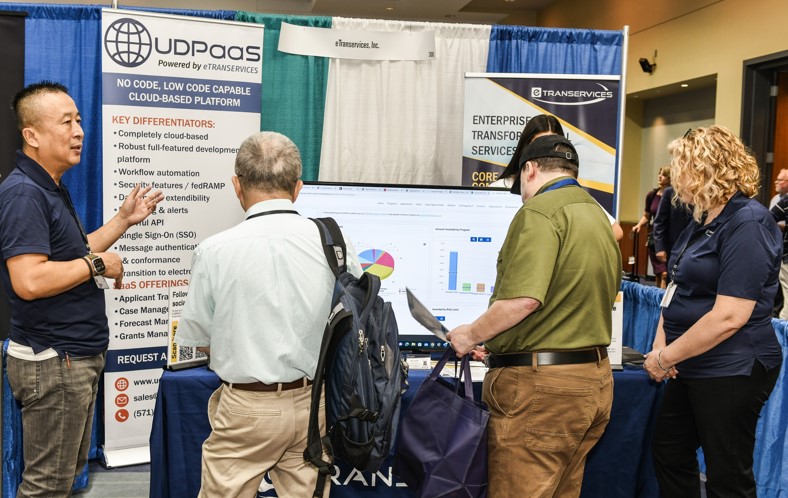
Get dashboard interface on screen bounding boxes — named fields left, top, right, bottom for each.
left=295, top=182, right=523, bottom=351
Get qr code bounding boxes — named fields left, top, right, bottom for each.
left=178, top=345, right=194, bottom=363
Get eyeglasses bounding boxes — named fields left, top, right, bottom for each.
left=683, top=128, right=693, bottom=139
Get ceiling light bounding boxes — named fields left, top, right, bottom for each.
left=681, top=83, right=688, bottom=88
left=385, top=6, right=394, bottom=10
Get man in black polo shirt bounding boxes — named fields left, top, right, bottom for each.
left=0, top=81, right=163, bottom=496
left=771, top=195, right=788, bottom=320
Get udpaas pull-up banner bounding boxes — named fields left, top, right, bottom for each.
left=100, top=9, right=263, bottom=466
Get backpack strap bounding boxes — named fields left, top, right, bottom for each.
left=304, top=217, right=348, bottom=497
left=303, top=331, right=337, bottom=498
left=311, top=217, right=347, bottom=278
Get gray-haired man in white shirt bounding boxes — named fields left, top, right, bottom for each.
left=176, top=131, right=362, bottom=497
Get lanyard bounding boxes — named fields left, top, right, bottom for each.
left=245, top=209, right=299, bottom=221
left=538, top=178, right=581, bottom=195
left=58, top=184, right=91, bottom=253
left=670, top=218, right=712, bottom=281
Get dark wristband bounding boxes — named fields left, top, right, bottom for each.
left=82, top=256, right=95, bottom=279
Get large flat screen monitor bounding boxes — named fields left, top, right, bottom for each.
left=295, top=182, right=522, bottom=351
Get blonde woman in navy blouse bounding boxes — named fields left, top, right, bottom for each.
left=643, top=126, right=782, bottom=498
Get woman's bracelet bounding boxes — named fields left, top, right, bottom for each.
left=657, top=350, right=671, bottom=372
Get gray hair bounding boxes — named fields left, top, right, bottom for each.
left=234, top=132, right=302, bottom=193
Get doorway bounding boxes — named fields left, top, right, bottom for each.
left=741, top=50, right=788, bottom=205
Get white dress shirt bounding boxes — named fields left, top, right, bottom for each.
left=176, top=198, right=362, bottom=383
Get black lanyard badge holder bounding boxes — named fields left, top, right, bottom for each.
left=661, top=223, right=713, bottom=309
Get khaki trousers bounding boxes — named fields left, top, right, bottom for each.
left=198, top=383, right=329, bottom=498
left=482, top=357, right=613, bottom=498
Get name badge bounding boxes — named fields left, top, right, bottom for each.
left=94, top=275, right=110, bottom=290
left=660, top=282, right=677, bottom=308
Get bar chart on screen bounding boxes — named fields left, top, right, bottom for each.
left=432, top=235, right=499, bottom=296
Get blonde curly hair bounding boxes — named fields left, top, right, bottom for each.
left=667, top=125, right=759, bottom=222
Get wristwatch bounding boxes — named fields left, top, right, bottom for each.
left=84, top=253, right=106, bottom=276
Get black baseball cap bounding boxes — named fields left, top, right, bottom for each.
left=510, top=135, right=580, bottom=194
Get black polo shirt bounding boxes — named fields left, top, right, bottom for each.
left=769, top=195, right=788, bottom=262
left=662, top=192, right=783, bottom=378
left=0, top=151, right=108, bottom=356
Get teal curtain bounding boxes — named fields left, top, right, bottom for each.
left=235, top=12, right=331, bottom=181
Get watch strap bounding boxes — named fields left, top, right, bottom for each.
left=81, top=256, right=95, bottom=279
left=85, top=253, right=105, bottom=276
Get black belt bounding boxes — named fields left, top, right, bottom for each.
left=485, top=347, right=607, bottom=369
left=222, top=378, right=312, bottom=392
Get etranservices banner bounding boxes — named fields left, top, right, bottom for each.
left=101, top=9, right=263, bottom=466
left=462, top=73, right=621, bottom=215
left=278, top=22, right=436, bottom=61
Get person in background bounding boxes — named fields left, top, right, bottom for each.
left=449, top=135, right=621, bottom=498
left=769, top=168, right=788, bottom=209
left=769, top=195, right=788, bottom=320
left=652, top=184, right=692, bottom=283
left=490, top=114, right=563, bottom=190
left=490, top=114, right=624, bottom=241
left=175, top=131, right=363, bottom=497
left=769, top=169, right=788, bottom=316
left=644, top=126, right=782, bottom=498
left=632, top=165, right=671, bottom=288
left=0, top=81, right=163, bottom=496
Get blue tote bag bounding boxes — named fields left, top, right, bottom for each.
left=393, top=348, right=489, bottom=498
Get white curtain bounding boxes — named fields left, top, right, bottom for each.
left=318, top=18, right=490, bottom=185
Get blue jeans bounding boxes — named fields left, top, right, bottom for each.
left=6, top=353, right=105, bottom=498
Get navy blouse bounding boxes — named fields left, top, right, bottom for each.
left=661, top=192, right=783, bottom=378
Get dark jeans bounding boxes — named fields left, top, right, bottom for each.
left=652, top=361, right=781, bottom=498
left=7, top=353, right=105, bottom=498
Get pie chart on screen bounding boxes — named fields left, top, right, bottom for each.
left=359, top=249, right=395, bottom=279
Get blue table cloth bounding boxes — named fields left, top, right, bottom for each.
left=149, top=365, right=663, bottom=498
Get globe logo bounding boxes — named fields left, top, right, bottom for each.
left=104, top=18, right=152, bottom=68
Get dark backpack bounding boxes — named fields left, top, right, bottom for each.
left=304, top=217, right=409, bottom=498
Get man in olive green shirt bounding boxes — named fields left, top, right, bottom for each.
left=448, top=135, right=622, bottom=498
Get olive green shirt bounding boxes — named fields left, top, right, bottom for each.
left=485, top=177, right=622, bottom=353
